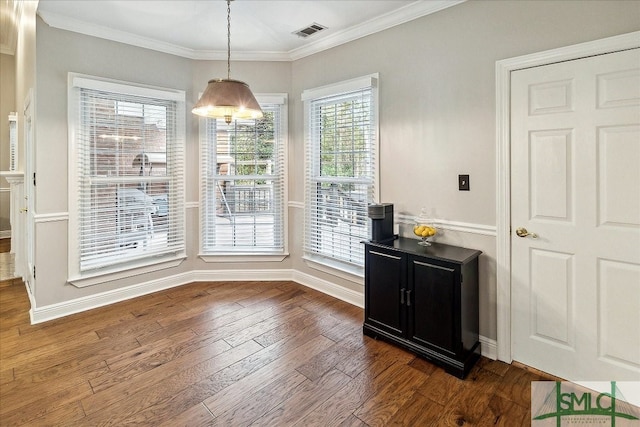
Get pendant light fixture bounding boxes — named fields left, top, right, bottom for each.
left=192, top=0, right=263, bottom=124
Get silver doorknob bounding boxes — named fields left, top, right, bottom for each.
left=515, top=227, right=537, bottom=238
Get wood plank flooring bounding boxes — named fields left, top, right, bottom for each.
left=0, top=239, right=14, bottom=283
left=0, top=277, right=548, bottom=426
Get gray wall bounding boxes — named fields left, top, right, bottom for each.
left=33, top=17, right=291, bottom=306
left=0, top=53, right=16, bottom=234
left=29, top=1, right=639, bottom=341
left=1, top=0, right=36, bottom=238
left=288, top=0, right=640, bottom=340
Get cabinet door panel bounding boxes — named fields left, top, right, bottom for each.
left=410, top=259, right=457, bottom=354
left=366, top=249, right=405, bottom=335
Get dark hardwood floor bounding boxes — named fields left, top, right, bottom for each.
left=0, top=239, right=10, bottom=253
left=0, top=275, right=547, bottom=426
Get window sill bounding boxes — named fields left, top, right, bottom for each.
left=302, top=254, right=364, bottom=284
left=198, top=253, right=289, bottom=263
left=68, top=254, right=186, bottom=288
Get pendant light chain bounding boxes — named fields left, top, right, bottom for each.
left=191, top=0, right=262, bottom=121
left=227, top=0, right=231, bottom=80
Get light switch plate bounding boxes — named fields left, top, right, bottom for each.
left=459, top=174, right=470, bottom=191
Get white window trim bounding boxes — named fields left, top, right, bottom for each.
left=67, top=73, right=187, bottom=286
left=199, top=254, right=288, bottom=263
left=303, top=254, right=365, bottom=282
left=198, top=93, right=289, bottom=261
left=68, top=257, right=186, bottom=288
left=301, top=74, right=378, bottom=102
left=302, top=73, right=380, bottom=276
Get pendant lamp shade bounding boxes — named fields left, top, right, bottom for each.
left=192, top=0, right=263, bottom=124
left=192, top=78, right=263, bottom=123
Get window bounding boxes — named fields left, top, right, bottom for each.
left=8, top=113, right=17, bottom=171
left=200, top=95, right=287, bottom=257
left=302, top=75, right=379, bottom=275
left=68, top=74, right=185, bottom=283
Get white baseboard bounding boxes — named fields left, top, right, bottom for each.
left=479, top=335, right=497, bottom=360
left=30, top=272, right=195, bottom=324
left=190, top=268, right=293, bottom=283
left=292, top=270, right=364, bottom=308
left=0, top=230, right=10, bottom=239
left=29, top=269, right=496, bottom=362
left=29, top=268, right=364, bottom=323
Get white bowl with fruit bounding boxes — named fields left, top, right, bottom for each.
left=413, top=223, right=437, bottom=246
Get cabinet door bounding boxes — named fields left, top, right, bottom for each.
left=409, top=258, right=457, bottom=355
left=365, top=247, right=406, bottom=336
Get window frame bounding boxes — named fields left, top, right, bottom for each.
left=198, top=94, right=289, bottom=263
left=302, top=74, right=380, bottom=279
left=67, top=73, right=186, bottom=287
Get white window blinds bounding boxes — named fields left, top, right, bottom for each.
left=70, top=76, right=185, bottom=273
left=303, top=75, right=378, bottom=270
left=8, top=113, right=17, bottom=171
left=200, top=96, right=286, bottom=254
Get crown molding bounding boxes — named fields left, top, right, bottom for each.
left=288, top=0, right=466, bottom=61
left=1, top=0, right=24, bottom=56
left=38, top=9, right=202, bottom=59
left=38, top=0, right=465, bottom=62
left=190, top=49, right=292, bottom=62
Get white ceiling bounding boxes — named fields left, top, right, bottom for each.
left=35, top=0, right=464, bottom=61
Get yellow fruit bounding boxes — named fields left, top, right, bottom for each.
left=421, top=230, right=429, bottom=237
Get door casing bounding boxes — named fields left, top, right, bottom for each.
left=24, top=88, right=35, bottom=298
left=495, top=30, right=640, bottom=364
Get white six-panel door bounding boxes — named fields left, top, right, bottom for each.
left=510, top=48, right=640, bottom=381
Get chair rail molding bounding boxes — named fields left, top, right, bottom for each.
left=396, top=213, right=496, bottom=236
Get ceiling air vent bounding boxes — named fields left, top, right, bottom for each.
left=293, top=23, right=327, bottom=38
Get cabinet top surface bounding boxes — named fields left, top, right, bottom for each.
left=365, top=237, right=481, bottom=264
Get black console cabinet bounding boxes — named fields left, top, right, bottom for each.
left=363, top=237, right=482, bottom=378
